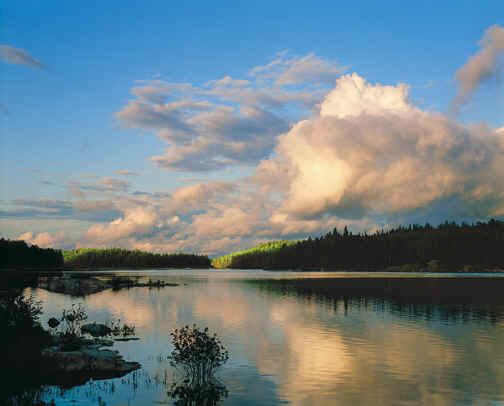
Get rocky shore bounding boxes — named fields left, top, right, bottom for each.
left=41, top=337, right=140, bottom=379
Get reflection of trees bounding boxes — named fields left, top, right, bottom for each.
left=251, top=278, right=504, bottom=323
left=168, top=378, right=228, bottom=406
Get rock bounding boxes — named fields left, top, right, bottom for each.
left=81, top=322, right=112, bottom=337
left=38, top=275, right=179, bottom=296
left=110, top=277, right=179, bottom=289
left=41, top=344, right=140, bottom=375
left=38, top=276, right=110, bottom=296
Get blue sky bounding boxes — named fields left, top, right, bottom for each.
left=1, top=1, right=503, bottom=253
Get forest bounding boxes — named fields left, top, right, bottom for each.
left=212, top=240, right=297, bottom=268
left=63, top=248, right=211, bottom=268
left=0, top=239, right=63, bottom=269
left=0, top=241, right=210, bottom=270
left=213, top=220, right=504, bottom=272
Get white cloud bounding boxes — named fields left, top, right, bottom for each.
left=250, top=50, right=345, bottom=85
left=116, top=52, right=343, bottom=172
left=86, top=206, right=158, bottom=244
left=168, top=181, right=236, bottom=213
left=18, top=231, right=65, bottom=248
left=8, top=45, right=504, bottom=256
left=0, top=45, right=44, bottom=68
left=257, top=74, right=504, bottom=224
left=320, top=73, right=414, bottom=118
left=453, top=25, right=504, bottom=108
left=20, top=73, right=504, bottom=255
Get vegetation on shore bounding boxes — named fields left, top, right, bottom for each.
left=212, top=240, right=297, bottom=269
left=62, top=248, right=211, bottom=269
left=0, top=240, right=211, bottom=270
left=1, top=288, right=140, bottom=404
left=3, top=219, right=504, bottom=272
left=0, top=292, right=52, bottom=402
left=213, top=220, right=504, bottom=272
left=0, top=239, right=63, bottom=269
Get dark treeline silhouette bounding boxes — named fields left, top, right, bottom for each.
left=219, top=220, right=504, bottom=271
left=64, top=248, right=211, bottom=268
left=0, top=238, right=63, bottom=269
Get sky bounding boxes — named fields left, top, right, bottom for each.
left=1, top=0, right=503, bottom=255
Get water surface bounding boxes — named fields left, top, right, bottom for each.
left=24, top=270, right=504, bottom=405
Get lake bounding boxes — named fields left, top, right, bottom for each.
left=20, top=270, right=504, bottom=405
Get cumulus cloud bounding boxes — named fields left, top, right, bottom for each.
left=18, top=231, right=66, bottom=248
left=0, top=45, right=44, bottom=68
left=116, top=52, right=342, bottom=172
left=168, top=181, right=236, bottom=213
left=8, top=44, right=504, bottom=255
left=257, top=73, right=504, bottom=225
left=453, top=25, right=504, bottom=108
left=86, top=206, right=159, bottom=244
left=32, top=72, right=504, bottom=255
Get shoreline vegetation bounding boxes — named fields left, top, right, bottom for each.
left=0, top=242, right=211, bottom=270
left=2, top=220, right=504, bottom=273
left=62, top=248, right=211, bottom=269
left=212, top=220, right=504, bottom=272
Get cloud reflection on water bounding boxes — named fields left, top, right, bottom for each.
left=28, top=273, right=504, bottom=405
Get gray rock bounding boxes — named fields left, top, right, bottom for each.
left=41, top=344, right=140, bottom=374
left=38, top=276, right=110, bottom=296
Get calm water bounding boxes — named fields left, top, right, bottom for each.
left=22, top=270, right=504, bottom=405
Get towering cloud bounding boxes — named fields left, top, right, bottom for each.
left=453, top=25, right=504, bottom=108
left=6, top=43, right=504, bottom=255
left=258, top=74, right=504, bottom=226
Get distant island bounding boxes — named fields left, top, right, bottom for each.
left=212, top=220, right=504, bottom=272
left=3, top=220, right=504, bottom=272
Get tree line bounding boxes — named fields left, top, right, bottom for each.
left=214, top=220, right=504, bottom=271
left=0, top=240, right=211, bottom=269
left=63, top=248, right=211, bottom=268
left=0, top=239, right=63, bottom=269
left=212, top=240, right=297, bottom=269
